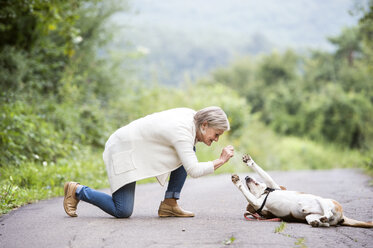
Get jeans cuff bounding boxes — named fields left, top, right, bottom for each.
left=75, top=185, right=84, bottom=199
left=165, top=191, right=180, bottom=199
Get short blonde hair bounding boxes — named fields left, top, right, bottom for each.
left=194, top=106, right=230, bottom=131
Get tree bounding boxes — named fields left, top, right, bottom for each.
left=328, top=27, right=361, bottom=66
left=0, top=0, right=86, bottom=94
left=358, top=1, right=373, bottom=82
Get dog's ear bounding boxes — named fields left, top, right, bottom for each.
left=246, top=204, right=256, bottom=213
left=280, top=186, right=287, bottom=190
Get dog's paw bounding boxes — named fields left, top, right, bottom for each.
left=310, top=220, right=320, bottom=227
left=242, top=154, right=252, bottom=164
left=231, top=174, right=240, bottom=184
left=319, top=216, right=328, bottom=223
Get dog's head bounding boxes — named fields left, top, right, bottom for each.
left=245, top=176, right=267, bottom=198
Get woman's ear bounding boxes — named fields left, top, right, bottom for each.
left=201, top=121, right=208, bottom=129
left=200, top=121, right=208, bottom=134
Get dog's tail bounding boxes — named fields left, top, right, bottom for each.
left=341, top=216, right=373, bottom=228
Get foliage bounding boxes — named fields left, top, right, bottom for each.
left=328, top=27, right=361, bottom=66
left=212, top=25, right=373, bottom=149
left=0, top=0, right=129, bottom=214
left=0, top=97, right=73, bottom=167
left=0, top=0, right=127, bottom=167
left=358, top=0, right=373, bottom=74
left=0, top=0, right=85, bottom=94
left=197, top=117, right=365, bottom=174
left=0, top=149, right=108, bottom=214
left=0, top=0, right=83, bottom=51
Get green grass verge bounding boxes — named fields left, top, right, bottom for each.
left=0, top=148, right=156, bottom=215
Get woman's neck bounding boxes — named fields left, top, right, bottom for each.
left=195, top=130, right=202, bottom=143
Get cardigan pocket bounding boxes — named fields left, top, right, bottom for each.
left=111, top=150, right=136, bottom=175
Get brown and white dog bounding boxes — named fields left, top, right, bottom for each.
left=232, top=154, right=373, bottom=228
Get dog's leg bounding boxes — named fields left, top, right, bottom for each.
left=305, top=214, right=330, bottom=227
left=316, top=198, right=334, bottom=223
left=231, top=174, right=261, bottom=208
left=242, top=155, right=281, bottom=190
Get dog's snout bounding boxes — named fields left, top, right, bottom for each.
left=245, top=176, right=251, bottom=181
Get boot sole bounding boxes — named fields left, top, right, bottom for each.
left=158, top=210, right=194, bottom=217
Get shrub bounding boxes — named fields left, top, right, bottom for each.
left=0, top=98, right=77, bottom=167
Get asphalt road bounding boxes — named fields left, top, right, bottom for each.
left=1, top=169, right=372, bottom=248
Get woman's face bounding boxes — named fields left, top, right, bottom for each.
left=199, top=123, right=225, bottom=146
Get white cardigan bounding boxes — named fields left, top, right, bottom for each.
left=103, top=108, right=214, bottom=193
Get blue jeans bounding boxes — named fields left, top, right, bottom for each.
left=76, top=165, right=187, bottom=218
left=164, top=165, right=187, bottom=200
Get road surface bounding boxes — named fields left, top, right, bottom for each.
left=1, top=169, right=372, bottom=247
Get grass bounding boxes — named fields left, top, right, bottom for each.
left=294, top=238, right=307, bottom=248
left=274, top=222, right=287, bottom=233
left=274, top=222, right=308, bottom=248
left=0, top=149, right=106, bottom=215
left=222, top=236, right=236, bottom=245
left=0, top=147, right=158, bottom=216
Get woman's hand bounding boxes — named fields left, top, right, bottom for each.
left=213, top=145, right=234, bottom=170
left=220, top=145, right=234, bottom=163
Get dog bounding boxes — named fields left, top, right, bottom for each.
left=231, top=154, right=373, bottom=228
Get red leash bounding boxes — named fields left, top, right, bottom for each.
left=244, top=211, right=282, bottom=222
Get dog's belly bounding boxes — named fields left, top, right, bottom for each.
left=265, top=191, right=325, bottom=220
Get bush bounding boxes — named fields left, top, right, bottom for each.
left=0, top=98, right=77, bottom=167
left=0, top=47, right=28, bottom=92
left=0, top=149, right=108, bottom=214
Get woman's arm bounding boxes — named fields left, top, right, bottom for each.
left=173, top=141, right=234, bottom=177
left=173, top=140, right=214, bottom=178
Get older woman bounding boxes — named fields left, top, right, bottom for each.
left=63, top=106, right=234, bottom=218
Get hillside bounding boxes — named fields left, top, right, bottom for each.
left=111, top=0, right=360, bottom=85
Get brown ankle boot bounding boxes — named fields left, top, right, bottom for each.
left=158, top=201, right=195, bottom=217
left=63, top=182, right=80, bottom=217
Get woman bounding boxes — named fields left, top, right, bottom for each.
left=63, top=106, right=234, bottom=218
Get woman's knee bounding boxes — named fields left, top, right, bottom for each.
left=114, top=208, right=133, bottom=218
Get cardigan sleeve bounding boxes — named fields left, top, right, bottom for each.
left=172, top=140, right=214, bottom=178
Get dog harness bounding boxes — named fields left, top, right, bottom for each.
left=244, top=187, right=281, bottom=222
left=256, top=187, right=275, bottom=216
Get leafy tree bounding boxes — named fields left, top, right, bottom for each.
left=213, top=50, right=300, bottom=114
left=211, top=25, right=373, bottom=149
left=0, top=0, right=87, bottom=94
left=0, top=0, right=130, bottom=166
left=357, top=0, right=373, bottom=75
left=328, top=27, right=361, bottom=66
left=303, top=51, right=336, bottom=89
left=257, top=50, right=299, bottom=86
